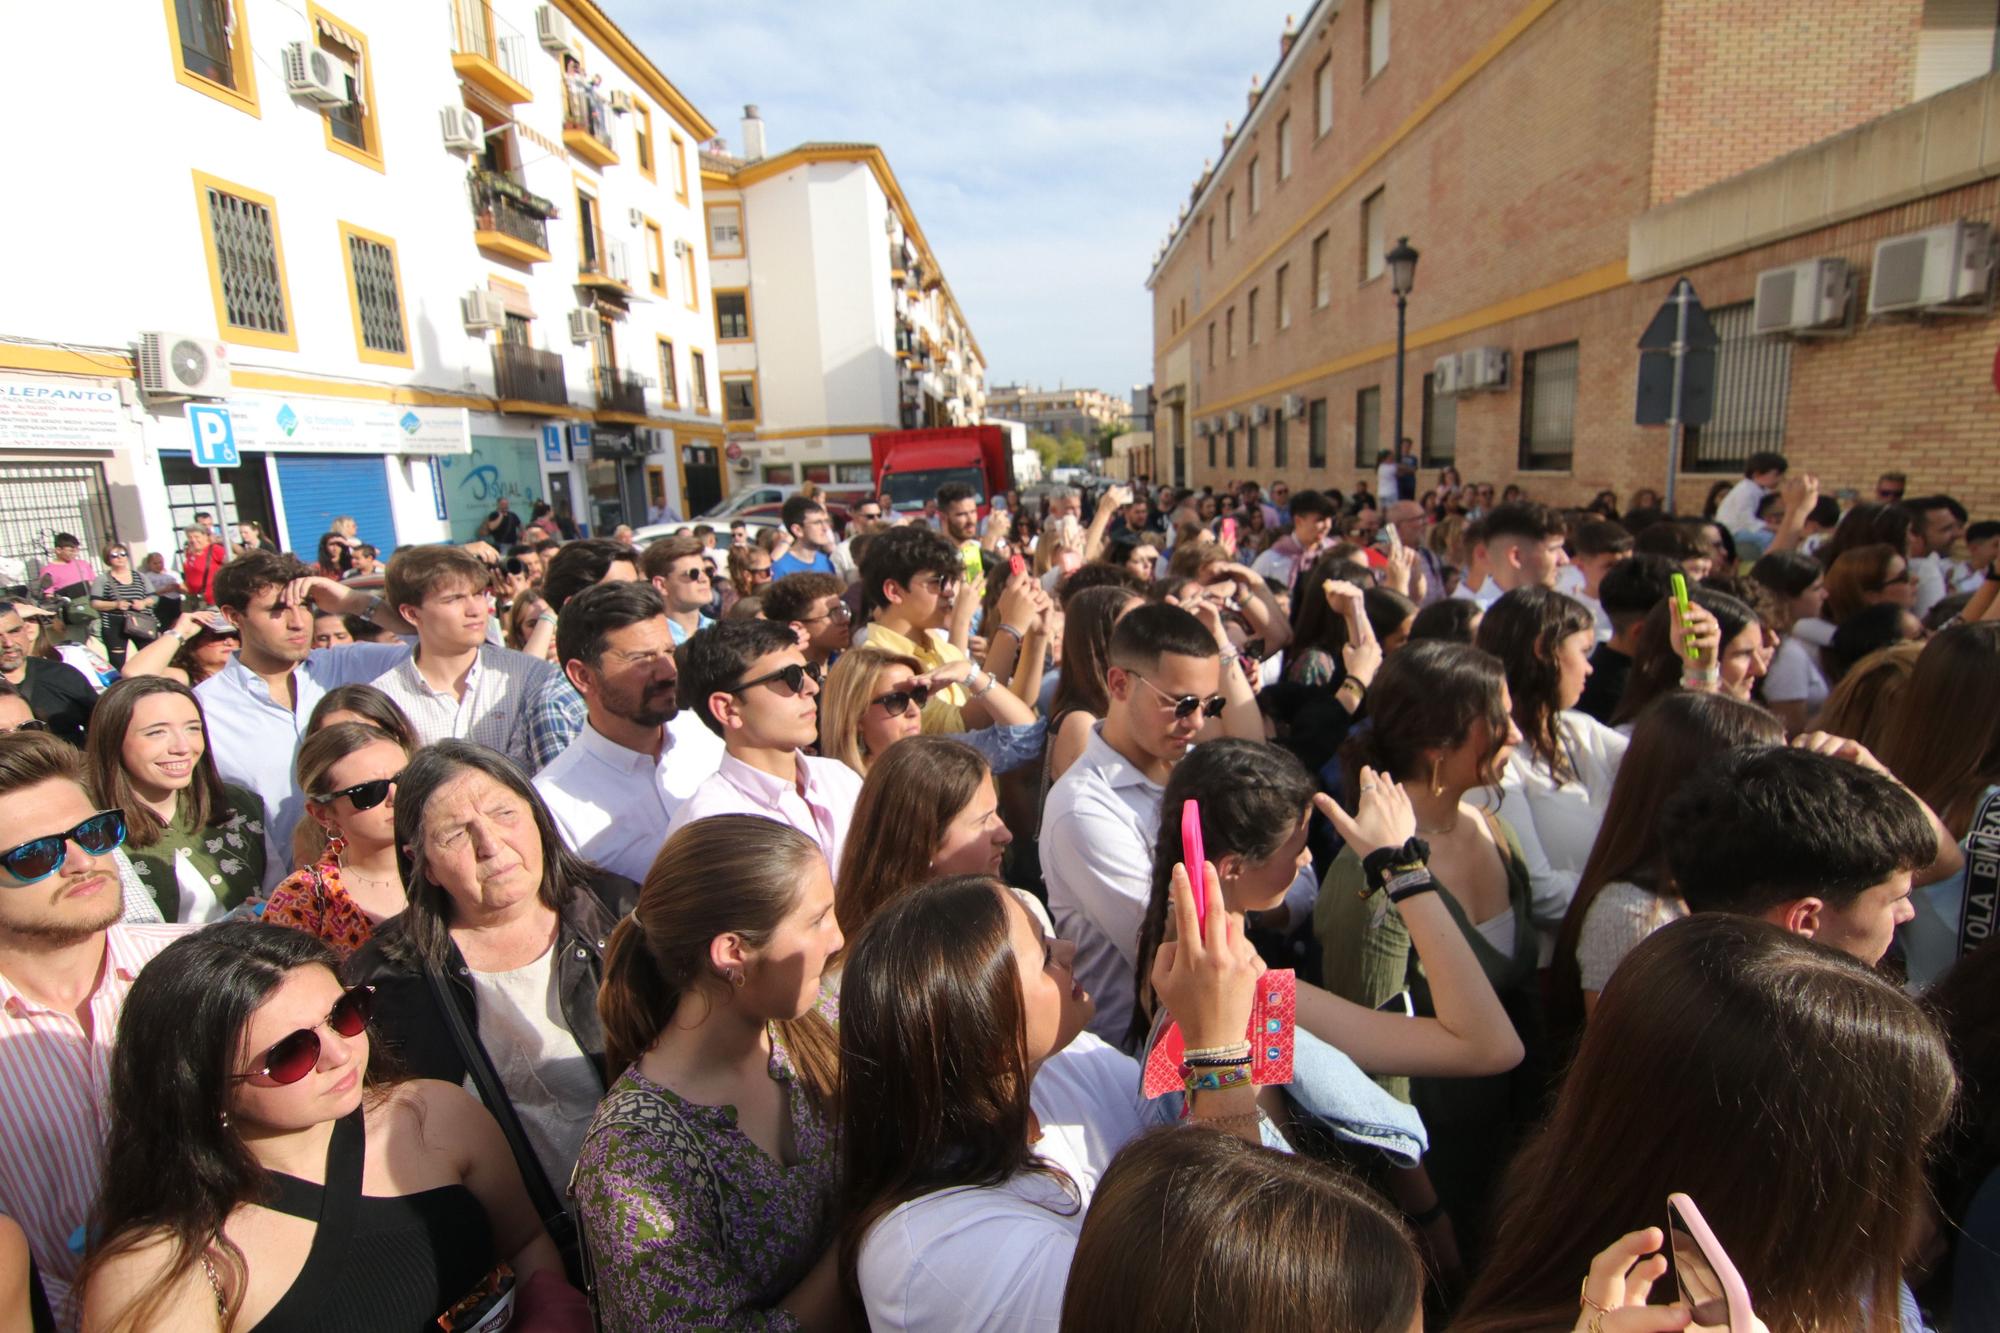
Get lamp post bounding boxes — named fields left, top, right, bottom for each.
left=1387, top=236, right=1420, bottom=485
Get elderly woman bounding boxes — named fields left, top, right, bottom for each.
left=344, top=740, right=635, bottom=1273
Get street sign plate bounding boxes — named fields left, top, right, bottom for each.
left=185, top=403, right=239, bottom=468
left=1637, top=277, right=1719, bottom=351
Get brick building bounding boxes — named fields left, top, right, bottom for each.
left=1147, top=0, right=2000, bottom=516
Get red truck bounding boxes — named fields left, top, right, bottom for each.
left=869, top=426, right=1013, bottom=516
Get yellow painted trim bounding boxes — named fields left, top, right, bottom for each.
left=191, top=168, right=299, bottom=352
left=689, top=349, right=711, bottom=414
left=162, top=0, right=260, bottom=117
left=498, top=398, right=571, bottom=417
left=475, top=230, right=552, bottom=265
left=700, top=168, right=732, bottom=187
left=1165, top=0, right=1561, bottom=324
left=634, top=101, right=657, bottom=182
left=564, top=126, right=619, bottom=169
left=577, top=272, right=630, bottom=294
left=451, top=51, right=532, bottom=105
left=721, top=370, right=760, bottom=427
left=655, top=335, right=680, bottom=407
left=0, top=346, right=135, bottom=376
left=671, top=133, right=690, bottom=205
left=1194, top=259, right=1628, bottom=418
left=714, top=286, right=753, bottom=342
left=704, top=200, right=745, bottom=258
left=594, top=409, right=652, bottom=426
left=545, top=1, right=717, bottom=140
left=682, top=246, right=699, bottom=313
left=307, top=2, right=385, bottom=174
left=231, top=370, right=490, bottom=410
left=336, top=220, right=414, bottom=369
left=644, top=220, right=667, bottom=296
left=752, top=423, right=896, bottom=442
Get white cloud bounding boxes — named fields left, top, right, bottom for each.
left=600, top=0, right=1302, bottom=396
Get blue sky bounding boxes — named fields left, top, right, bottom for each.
left=601, top=0, right=1302, bottom=400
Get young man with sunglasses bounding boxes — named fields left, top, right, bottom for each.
left=0, top=732, right=186, bottom=1327
left=760, top=571, right=852, bottom=667
left=533, top=582, right=724, bottom=883
left=636, top=533, right=716, bottom=645
left=668, top=619, right=863, bottom=876
left=856, top=525, right=996, bottom=734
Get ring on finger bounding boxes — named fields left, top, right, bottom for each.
left=1579, top=1278, right=1608, bottom=1315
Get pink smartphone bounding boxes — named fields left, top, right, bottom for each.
left=1667, top=1193, right=1753, bottom=1332
left=1181, top=798, right=1207, bottom=933
left=1220, top=517, right=1238, bottom=545
left=1010, top=553, right=1026, bottom=579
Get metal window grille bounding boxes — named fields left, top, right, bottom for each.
left=1353, top=386, right=1381, bottom=467
left=1308, top=399, right=1328, bottom=468
left=347, top=234, right=406, bottom=354
left=1682, top=303, right=1791, bottom=473
left=1421, top=372, right=1456, bottom=465
left=1273, top=413, right=1289, bottom=468
left=1518, top=341, right=1578, bottom=470
left=0, top=463, right=115, bottom=585
left=206, top=186, right=289, bottom=335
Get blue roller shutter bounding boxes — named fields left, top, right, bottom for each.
left=275, top=456, right=395, bottom=558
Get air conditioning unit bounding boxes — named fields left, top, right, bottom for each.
left=1432, top=352, right=1462, bottom=395
left=441, top=105, right=483, bottom=154
left=607, top=242, right=631, bottom=286
left=460, top=290, right=506, bottom=331
left=1282, top=393, right=1306, bottom=420
left=730, top=452, right=754, bottom=472
left=137, top=332, right=232, bottom=398
left=568, top=308, right=601, bottom=344
left=672, top=238, right=691, bottom=258
left=1250, top=403, right=1271, bottom=426
left=535, top=5, right=573, bottom=54
left=1458, top=345, right=1509, bottom=391
left=626, top=207, right=644, bottom=229
left=1867, top=221, right=1995, bottom=315
left=1753, top=258, right=1851, bottom=335
left=1194, top=419, right=1211, bottom=438
left=1224, top=410, right=1243, bottom=430
left=283, top=42, right=354, bottom=105
left=608, top=90, right=632, bottom=113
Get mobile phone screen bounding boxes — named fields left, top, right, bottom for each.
left=1668, top=1203, right=1732, bottom=1327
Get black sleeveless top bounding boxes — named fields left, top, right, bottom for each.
left=248, top=1110, right=496, bottom=1333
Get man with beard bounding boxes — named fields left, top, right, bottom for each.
left=533, top=581, right=724, bottom=882
left=0, top=732, right=188, bottom=1327
left=0, top=603, right=96, bottom=746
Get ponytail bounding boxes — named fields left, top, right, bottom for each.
left=598, top=913, right=680, bottom=1076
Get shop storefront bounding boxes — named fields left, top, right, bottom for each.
left=0, top=371, right=148, bottom=582
left=437, top=431, right=544, bottom=543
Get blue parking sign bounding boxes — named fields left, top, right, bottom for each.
left=186, top=403, right=240, bottom=468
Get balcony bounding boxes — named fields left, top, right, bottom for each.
left=594, top=366, right=648, bottom=423
left=493, top=344, right=569, bottom=416
left=450, top=0, right=532, bottom=104
left=469, top=167, right=554, bottom=265
left=578, top=239, right=632, bottom=294
left=563, top=84, right=618, bottom=168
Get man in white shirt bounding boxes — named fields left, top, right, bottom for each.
left=534, top=581, right=723, bottom=884
left=1714, top=450, right=1788, bottom=557
left=1904, top=494, right=1967, bottom=619
left=1450, top=501, right=1569, bottom=610
left=198, top=551, right=411, bottom=883
left=1374, top=449, right=1400, bottom=504
left=668, top=619, right=863, bottom=876
left=370, top=545, right=564, bottom=772
left=1250, top=489, right=1338, bottom=592
left=1561, top=519, right=1634, bottom=643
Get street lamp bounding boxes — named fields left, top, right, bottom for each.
left=1387, top=235, right=1420, bottom=484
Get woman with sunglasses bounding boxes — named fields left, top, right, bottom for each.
left=89, top=544, right=158, bottom=671
left=1825, top=542, right=1917, bottom=626
left=264, top=722, right=412, bottom=962
left=819, top=644, right=1037, bottom=778
left=80, top=922, right=565, bottom=1332
left=85, top=676, right=266, bottom=923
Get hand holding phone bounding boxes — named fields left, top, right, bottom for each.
left=1667, top=1193, right=1754, bottom=1332
left=1670, top=572, right=1699, bottom=662
left=1010, top=553, right=1027, bottom=579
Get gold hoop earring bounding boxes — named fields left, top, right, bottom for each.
left=1430, top=758, right=1444, bottom=799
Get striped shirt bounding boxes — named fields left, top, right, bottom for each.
left=0, top=922, right=189, bottom=1328
left=370, top=643, right=563, bottom=771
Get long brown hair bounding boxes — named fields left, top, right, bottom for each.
left=833, top=737, right=989, bottom=940
left=1339, top=639, right=1511, bottom=794
left=1454, top=915, right=1956, bottom=1333
left=305, top=683, right=420, bottom=751
left=1879, top=622, right=2000, bottom=839
left=1816, top=640, right=1923, bottom=753
left=291, top=722, right=409, bottom=868
left=1824, top=543, right=1903, bottom=624
left=1476, top=586, right=1595, bottom=784
left=1059, top=1129, right=1421, bottom=1333
left=1049, top=585, right=1139, bottom=722
left=85, top=676, right=230, bottom=850
left=597, top=815, right=839, bottom=1110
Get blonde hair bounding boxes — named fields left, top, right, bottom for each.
left=817, top=645, right=925, bottom=776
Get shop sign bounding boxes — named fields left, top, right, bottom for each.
left=222, top=393, right=470, bottom=456
left=0, top=373, right=136, bottom=451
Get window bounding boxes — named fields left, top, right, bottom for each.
left=309, top=5, right=381, bottom=171
left=836, top=463, right=874, bottom=485
left=722, top=374, right=758, bottom=424
left=634, top=102, right=655, bottom=180
left=1248, top=158, right=1261, bottom=215
left=1273, top=412, right=1289, bottom=468
left=644, top=220, right=666, bottom=295
left=1207, top=321, right=1216, bottom=368
left=1367, top=0, right=1391, bottom=78
left=763, top=464, right=796, bottom=484
left=193, top=170, right=295, bottom=351
left=1681, top=302, right=1792, bottom=471
left=1361, top=188, right=1385, bottom=281
left=1307, top=398, right=1328, bottom=468
left=1278, top=114, right=1293, bottom=180
left=671, top=132, right=689, bottom=203
left=657, top=337, right=679, bottom=406
left=707, top=203, right=744, bottom=258
left=575, top=188, right=603, bottom=274
left=1207, top=215, right=1215, bottom=264
left=1225, top=430, right=1236, bottom=468
left=1519, top=341, right=1579, bottom=470
left=167, top=0, right=258, bottom=114
left=1421, top=372, right=1457, bottom=465
left=715, top=290, right=751, bottom=341
left=1276, top=264, right=1291, bottom=329
left=1312, top=231, right=1331, bottom=308
left=1354, top=386, right=1381, bottom=467
left=682, top=244, right=698, bottom=311
left=1207, top=432, right=1217, bottom=468
left=1226, top=307, right=1236, bottom=358
left=339, top=222, right=409, bottom=366
left=1225, top=190, right=1237, bottom=242
left=1315, top=57, right=1334, bottom=136
left=691, top=349, right=710, bottom=412
left=1247, top=289, right=1260, bottom=345
left=1246, top=423, right=1259, bottom=469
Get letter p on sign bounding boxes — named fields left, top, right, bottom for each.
left=186, top=403, right=240, bottom=469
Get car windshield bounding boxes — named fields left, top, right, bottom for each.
left=883, top=468, right=984, bottom=511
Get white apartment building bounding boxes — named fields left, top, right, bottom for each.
left=0, top=0, right=721, bottom=569
left=701, top=108, right=988, bottom=492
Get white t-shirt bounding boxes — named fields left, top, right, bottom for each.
left=1763, top=632, right=1829, bottom=711
left=1376, top=460, right=1399, bottom=503
left=857, top=1034, right=1147, bottom=1332
left=468, top=945, right=602, bottom=1190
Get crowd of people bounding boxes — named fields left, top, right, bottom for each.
left=0, top=455, right=1996, bottom=1332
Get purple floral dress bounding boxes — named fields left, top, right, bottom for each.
left=571, top=1026, right=836, bottom=1330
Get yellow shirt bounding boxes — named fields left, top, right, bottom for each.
left=860, top=622, right=968, bottom=733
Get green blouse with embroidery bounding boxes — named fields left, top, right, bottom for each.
left=124, top=784, right=268, bottom=922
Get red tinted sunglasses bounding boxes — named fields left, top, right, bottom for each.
left=233, top=984, right=375, bottom=1085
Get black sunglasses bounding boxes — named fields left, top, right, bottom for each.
left=0, top=719, right=48, bottom=735
left=1130, top=672, right=1227, bottom=721
left=730, top=661, right=824, bottom=697
left=0, top=810, right=126, bottom=885
left=310, top=771, right=404, bottom=813
left=232, top=985, right=376, bottom=1085
left=871, top=683, right=931, bottom=718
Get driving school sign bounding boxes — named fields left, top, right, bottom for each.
left=0, top=373, right=137, bottom=450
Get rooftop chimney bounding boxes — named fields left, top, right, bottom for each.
left=1280, top=14, right=1298, bottom=57
left=742, top=104, right=766, bottom=162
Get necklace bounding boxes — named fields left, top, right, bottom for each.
left=1414, top=819, right=1460, bottom=836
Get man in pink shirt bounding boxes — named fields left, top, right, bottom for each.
left=35, top=533, right=95, bottom=599
left=666, top=618, right=863, bottom=877
left=0, top=732, right=185, bottom=1326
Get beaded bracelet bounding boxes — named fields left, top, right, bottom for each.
left=1184, top=1064, right=1253, bottom=1094
left=993, top=623, right=1025, bottom=644
left=1182, top=1041, right=1253, bottom=1064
